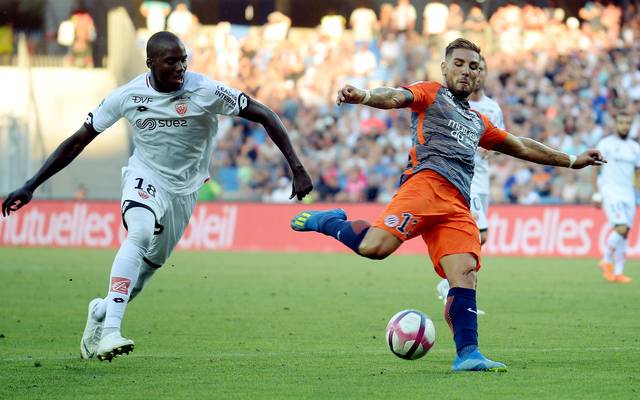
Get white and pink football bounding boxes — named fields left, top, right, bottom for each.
left=385, top=309, right=436, bottom=360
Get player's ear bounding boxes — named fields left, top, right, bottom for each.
left=146, top=58, right=152, bottom=69
left=440, top=61, right=448, bottom=78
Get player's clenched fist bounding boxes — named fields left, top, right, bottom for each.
left=336, top=85, right=366, bottom=105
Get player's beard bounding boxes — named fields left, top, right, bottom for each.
left=450, top=85, right=472, bottom=100
left=617, top=131, right=630, bottom=139
left=447, top=77, right=473, bottom=99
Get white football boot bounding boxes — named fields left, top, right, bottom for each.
left=97, top=331, right=135, bottom=362
left=80, top=298, right=104, bottom=359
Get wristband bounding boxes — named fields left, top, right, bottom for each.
left=568, top=154, right=577, bottom=168
left=362, top=89, right=371, bottom=104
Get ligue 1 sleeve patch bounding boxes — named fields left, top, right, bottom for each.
left=238, top=93, right=249, bottom=111
left=85, top=112, right=94, bottom=126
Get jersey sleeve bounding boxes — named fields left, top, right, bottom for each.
left=85, top=88, right=125, bottom=133
left=200, top=77, right=247, bottom=116
left=401, top=81, right=440, bottom=112
left=478, top=112, right=508, bottom=150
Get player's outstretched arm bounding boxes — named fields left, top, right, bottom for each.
left=491, top=133, right=606, bottom=169
left=336, top=84, right=413, bottom=109
left=1, top=125, right=98, bottom=216
left=238, top=98, right=313, bottom=200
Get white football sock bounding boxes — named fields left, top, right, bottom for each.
left=103, top=208, right=156, bottom=332
left=92, top=261, right=157, bottom=321
left=613, top=238, right=627, bottom=276
left=605, top=231, right=624, bottom=263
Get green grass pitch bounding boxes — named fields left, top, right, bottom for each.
left=0, top=248, right=639, bottom=399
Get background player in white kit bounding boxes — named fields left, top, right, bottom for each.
left=592, top=102, right=639, bottom=284
left=1, top=31, right=313, bottom=361
left=436, top=56, right=505, bottom=308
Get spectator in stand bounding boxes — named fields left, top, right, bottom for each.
left=444, top=2, right=465, bottom=44
left=140, top=0, right=171, bottom=33
left=350, top=3, right=379, bottom=45
left=65, top=1, right=96, bottom=68
left=167, top=2, right=196, bottom=39
left=73, top=184, right=88, bottom=201
left=320, top=11, right=346, bottom=45
left=463, top=6, right=487, bottom=50
left=391, top=0, right=417, bottom=37
left=379, top=3, right=395, bottom=37
left=422, top=1, right=448, bottom=50
left=263, top=11, right=291, bottom=47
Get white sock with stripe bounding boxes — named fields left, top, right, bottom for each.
left=102, top=208, right=156, bottom=336
left=605, top=231, right=624, bottom=264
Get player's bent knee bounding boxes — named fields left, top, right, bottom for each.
left=124, top=208, right=157, bottom=251
left=358, top=243, right=392, bottom=259
left=615, top=225, right=630, bottom=238
left=440, top=253, right=478, bottom=288
left=358, top=230, right=400, bottom=259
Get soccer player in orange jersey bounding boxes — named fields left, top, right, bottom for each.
left=291, top=38, right=605, bottom=372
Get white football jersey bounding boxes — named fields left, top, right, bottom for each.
left=86, top=71, right=246, bottom=195
left=596, top=134, right=640, bottom=201
left=470, top=95, right=505, bottom=195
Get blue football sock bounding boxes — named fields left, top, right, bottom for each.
left=445, top=287, right=479, bottom=356
left=319, top=218, right=370, bottom=254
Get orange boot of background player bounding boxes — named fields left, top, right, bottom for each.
left=612, top=274, right=632, bottom=284
left=599, top=260, right=614, bottom=281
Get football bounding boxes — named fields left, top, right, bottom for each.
left=385, top=309, right=436, bottom=360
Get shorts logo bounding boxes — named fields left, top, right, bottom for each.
left=138, top=190, right=149, bottom=199
left=110, top=277, right=131, bottom=295
left=384, top=215, right=399, bottom=227
left=175, top=102, right=188, bottom=116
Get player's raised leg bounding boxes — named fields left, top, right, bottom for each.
left=291, top=208, right=401, bottom=258
left=96, top=207, right=156, bottom=361
left=441, top=253, right=506, bottom=372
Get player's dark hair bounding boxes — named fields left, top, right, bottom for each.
left=445, top=38, right=481, bottom=59
left=146, top=31, right=181, bottom=59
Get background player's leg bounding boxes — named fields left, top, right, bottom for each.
left=612, top=224, right=631, bottom=282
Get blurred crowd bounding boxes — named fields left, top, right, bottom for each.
left=141, top=1, right=640, bottom=205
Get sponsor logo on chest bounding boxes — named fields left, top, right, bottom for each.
left=447, top=119, right=481, bottom=149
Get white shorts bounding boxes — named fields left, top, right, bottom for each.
left=121, top=166, right=198, bottom=267
left=470, top=193, right=489, bottom=231
left=602, top=197, right=636, bottom=227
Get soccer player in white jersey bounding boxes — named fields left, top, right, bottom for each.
left=436, top=56, right=505, bottom=307
left=1, top=32, right=313, bottom=361
left=592, top=103, right=639, bottom=284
